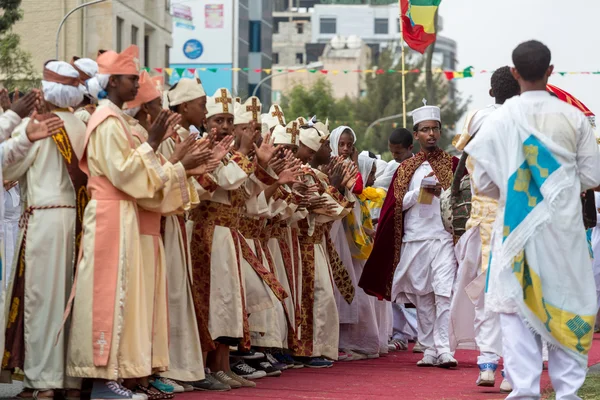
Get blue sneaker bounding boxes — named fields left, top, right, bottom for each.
left=91, top=380, right=143, bottom=400
left=302, top=357, right=333, bottom=368
left=476, top=363, right=497, bottom=387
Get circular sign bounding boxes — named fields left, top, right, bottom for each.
left=183, top=39, right=203, bottom=60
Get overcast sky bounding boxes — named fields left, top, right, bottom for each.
left=440, top=0, right=600, bottom=127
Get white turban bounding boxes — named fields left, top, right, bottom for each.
left=42, top=61, right=84, bottom=108
left=329, top=125, right=356, bottom=157
left=72, top=58, right=98, bottom=97
left=87, top=74, right=110, bottom=101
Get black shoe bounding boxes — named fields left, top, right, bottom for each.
left=230, top=349, right=265, bottom=360
left=247, top=359, right=282, bottom=377
left=230, top=360, right=268, bottom=380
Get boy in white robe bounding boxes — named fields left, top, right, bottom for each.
left=466, top=40, right=600, bottom=399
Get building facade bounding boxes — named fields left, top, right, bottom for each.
left=310, top=2, right=457, bottom=71
left=169, top=0, right=273, bottom=107
left=14, top=0, right=172, bottom=74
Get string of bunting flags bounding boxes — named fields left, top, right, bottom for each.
left=142, top=65, right=600, bottom=81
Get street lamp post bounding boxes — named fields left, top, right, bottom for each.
left=251, top=62, right=324, bottom=98
left=365, top=112, right=413, bottom=137
left=55, top=0, right=107, bottom=60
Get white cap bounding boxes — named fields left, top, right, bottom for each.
left=206, top=88, right=234, bottom=118
left=168, top=78, right=206, bottom=107
left=412, top=99, right=441, bottom=127
left=234, top=96, right=262, bottom=125
left=273, top=120, right=300, bottom=146
left=298, top=117, right=330, bottom=151
left=261, top=104, right=286, bottom=130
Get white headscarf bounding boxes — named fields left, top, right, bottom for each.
left=42, top=61, right=84, bottom=108
left=358, top=150, right=376, bottom=185
left=375, top=158, right=388, bottom=179
left=374, top=160, right=400, bottom=191
left=329, top=125, right=356, bottom=157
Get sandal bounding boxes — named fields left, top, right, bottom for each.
left=135, top=384, right=173, bottom=400
left=16, top=389, right=54, bottom=399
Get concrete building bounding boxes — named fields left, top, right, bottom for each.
left=310, top=2, right=457, bottom=71
left=169, top=0, right=273, bottom=107
left=13, top=0, right=172, bottom=74
left=271, top=37, right=371, bottom=102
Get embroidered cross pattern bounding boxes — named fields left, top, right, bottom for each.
left=215, top=89, right=232, bottom=113
left=246, top=97, right=260, bottom=122
left=271, top=105, right=284, bottom=125
left=566, top=315, right=592, bottom=353
left=97, top=332, right=108, bottom=355
left=524, top=144, right=549, bottom=178
left=286, top=121, right=299, bottom=144
left=514, top=168, right=538, bottom=207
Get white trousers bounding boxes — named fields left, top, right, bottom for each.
left=474, top=292, right=501, bottom=365
left=501, top=313, right=586, bottom=400
left=392, top=303, right=418, bottom=342
left=405, top=293, right=451, bottom=357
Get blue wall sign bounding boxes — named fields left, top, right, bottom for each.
left=183, top=39, right=203, bottom=60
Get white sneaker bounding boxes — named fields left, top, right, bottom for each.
left=345, top=350, right=367, bottom=361
left=436, top=353, right=458, bottom=369
left=476, top=364, right=497, bottom=387
left=157, top=377, right=185, bottom=393
left=416, top=354, right=437, bottom=367
left=500, top=371, right=513, bottom=393
left=412, top=341, right=426, bottom=353
left=366, top=353, right=380, bottom=359
left=388, top=338, right=408, bottom=351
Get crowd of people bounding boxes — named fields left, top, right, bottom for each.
left=0, top=38, right=595, bottom=400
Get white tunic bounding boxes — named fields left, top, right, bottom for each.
left=391, top=162, right=456, bottom=302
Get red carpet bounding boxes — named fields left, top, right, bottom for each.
left=177, top=335, right=600, bottom=400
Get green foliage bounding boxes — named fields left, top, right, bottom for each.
left=280, top=48, right=470, bottom=157
left=0, top=0, right=39, bottom=92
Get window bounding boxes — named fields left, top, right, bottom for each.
left=144, top=34, right=150, bottom=68
left=165, top=45, right=170, bottom=67
left=319, top=17, right=336, bottom=34
left=273, top=52, right=279, bottom=64
left=295, top=53, right=304, bottom=64
left=273, top=20, right=279, bottom=34
left=249, top=21, right=261, bottom=52
left=131, top=25, right=139, bottom=45
left=296, top=23, right=303, bottom=34
left=116, top=17, right=124, bottom=52
left=374, top=18, right=388, bottom=34
left=397, top=18, right=401, bottom=33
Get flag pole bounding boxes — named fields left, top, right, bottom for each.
left=399, top=1, right=407, bottom=128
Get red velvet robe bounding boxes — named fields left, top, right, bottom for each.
left=358, top=149, right=459, bottom=301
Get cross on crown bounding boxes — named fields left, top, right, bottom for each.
left=246, top=97, right=261, bottom=122
left=286, top=121, right=299, bottom=143
left=271, top=105, right=284, bottom=125
left=215, top=89, right=232, bottom=113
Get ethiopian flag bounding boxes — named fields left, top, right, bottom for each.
left=400, top=0, right=440, bottom=54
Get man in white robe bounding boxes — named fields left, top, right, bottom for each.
left=449, top=66, right=519, bottom=392
left=2, top=62, right=86, bottom=397
left=466, top=40, right=600, bottom=399
left=362, top=103, right=458, bottom=368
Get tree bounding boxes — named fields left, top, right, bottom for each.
left=0, top=0, right=39, bottom=92
left=280, top=78, right=356, bottom=127
left=280, top=48, right=469, bottom=159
